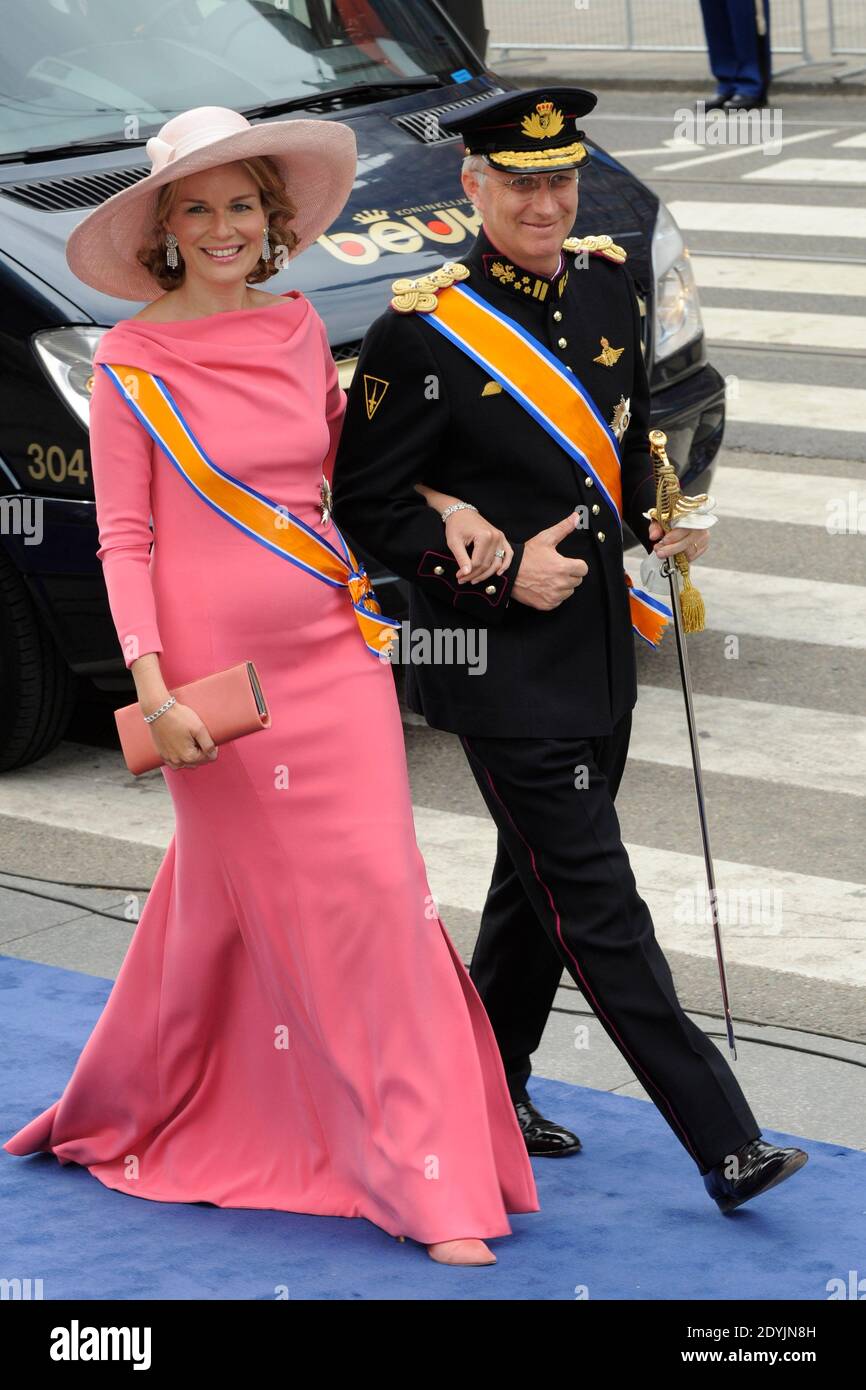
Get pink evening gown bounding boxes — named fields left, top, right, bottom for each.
left=3, top=289, right=539, bottom=1246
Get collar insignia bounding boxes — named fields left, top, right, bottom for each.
left=483, top=254, right=568, bottom=302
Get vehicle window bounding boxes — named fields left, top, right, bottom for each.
left=0, top=0, right=473, bottom=157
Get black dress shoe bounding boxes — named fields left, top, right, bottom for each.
left=722, top=91, right=768, bottom=109
left=704, top=1138, right=808, bottom=1213
left=701, top=92, right=733, bottom=111
left=514, top=1097, right=582, bottom=1157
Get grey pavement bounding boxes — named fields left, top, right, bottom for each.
left=484, top=0, right=866, bottom=93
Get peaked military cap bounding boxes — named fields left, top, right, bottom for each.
left=437, top=86, right=597, bottom=172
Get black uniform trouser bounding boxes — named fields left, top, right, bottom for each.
left=460, top=715, right=760, bottom=1174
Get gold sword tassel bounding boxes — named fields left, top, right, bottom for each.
left=647, top=430, right=708, bottom=635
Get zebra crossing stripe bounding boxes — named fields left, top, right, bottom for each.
left=629, top=685, right=866, bottom=796
left=623, top=558, right=866, bottom=649
left=692, top=255, right=866, bottom=298
left=722, top=379, right=866, bottom=433
left=709, top=466, right=865, bottom=529
left=744, top=158, right=866, bottom=183
left=703, top=306, right=866, bottom=351
left=652, top=127, right=837, bottom=173
left=412, top=806, right=866, bottom=986
left=668, top=201, right=866, bottom=238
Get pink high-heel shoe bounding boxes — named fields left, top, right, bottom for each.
left=427, top=1239, right=497, bottom=1266
left=395, top=1235, right=497, bottom=1266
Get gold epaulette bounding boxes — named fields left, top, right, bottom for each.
left=562, top=234, right=627, bottom=264
left=390, top=261, right=470, bottom=313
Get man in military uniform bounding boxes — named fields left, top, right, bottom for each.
left=332, top=88, right=806, bottom=1212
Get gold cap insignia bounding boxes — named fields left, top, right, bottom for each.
left=521, top=101, right=565, bottom=140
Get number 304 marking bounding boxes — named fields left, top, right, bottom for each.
left=26, top=443, right=89, bottom=484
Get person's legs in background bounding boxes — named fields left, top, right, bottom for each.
left=698, top=0, right=740, bottom=104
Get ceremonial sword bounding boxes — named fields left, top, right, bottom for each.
left=647, top=429, right=737, bottom=1061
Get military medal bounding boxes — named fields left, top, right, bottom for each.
left=593, top=336, right=625, bottom=367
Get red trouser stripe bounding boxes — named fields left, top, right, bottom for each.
left=464, top=737, right=702, bottom=1166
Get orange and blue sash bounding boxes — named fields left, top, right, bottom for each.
left=101, top=362, right=399, bottom=659
left=418, top=282, right=671, bottom=647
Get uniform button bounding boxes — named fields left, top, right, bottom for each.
left=584, top=476, right=593, bottom=487
left=597, top=531, right=606, bottom=542
left=557, top=337, right=568, bottom=348
left=433, top=565, right=444, bottom=575
left=485, top=584, right=496, bottom=594
left=553, top=310, right=563, bottom=322
left=592, top=503, right=600, bottom=515
left=566, top=365, right=573, bottom=373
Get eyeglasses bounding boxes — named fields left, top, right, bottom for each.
left=487, top=171, right=580, bottom=196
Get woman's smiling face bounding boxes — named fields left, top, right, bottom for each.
left=165, top=163, right=267, bottom=286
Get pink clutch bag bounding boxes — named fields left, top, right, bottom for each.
left=114, top=660, right=271, bottom=775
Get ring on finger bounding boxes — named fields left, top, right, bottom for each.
left=494, top=548, right=505, bottom=559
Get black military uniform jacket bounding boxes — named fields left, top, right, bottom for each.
left=331, top=227, right=658, bottom=737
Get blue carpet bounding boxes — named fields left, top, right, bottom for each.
left=1, top=954, right=861, bottom=1300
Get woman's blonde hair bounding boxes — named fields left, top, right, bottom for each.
left=136, top=155, right=299, bottom=291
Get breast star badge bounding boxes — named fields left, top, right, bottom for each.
left=610, top=395, right=631, bottom=441
left=320, top=473, right=333, bottom=526
left=593, top=337, right=625, bottom=367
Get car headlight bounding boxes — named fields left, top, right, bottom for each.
left=31, top=326, right=109, bottom=431
left=651, top=202, right=703, bottom=362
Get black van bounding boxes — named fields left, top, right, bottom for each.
left=0, top=0, right=724, bottom=771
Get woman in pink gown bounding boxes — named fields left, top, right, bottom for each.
left=2, top=106, right=539, bottom=1266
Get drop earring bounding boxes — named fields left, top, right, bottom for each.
left=165, top=230, right=179, bottom=269
left=261, top=223, right=271, bottom=261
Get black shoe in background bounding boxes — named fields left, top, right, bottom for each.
left=701, top=91, right=734, bottom=110
left=723, top=90, right=769, bottom=109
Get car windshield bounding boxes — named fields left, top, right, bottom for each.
left=0, top=0, right=473, bottom=157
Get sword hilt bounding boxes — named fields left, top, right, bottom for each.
left=648, top=430, right=706, bottom=634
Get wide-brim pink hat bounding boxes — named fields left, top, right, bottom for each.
left=65, top=105, right=357, bottom=302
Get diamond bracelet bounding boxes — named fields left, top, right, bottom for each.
left=143, top=694, right=177, bottom=724
left=440, top=502, right=478, bottom=523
